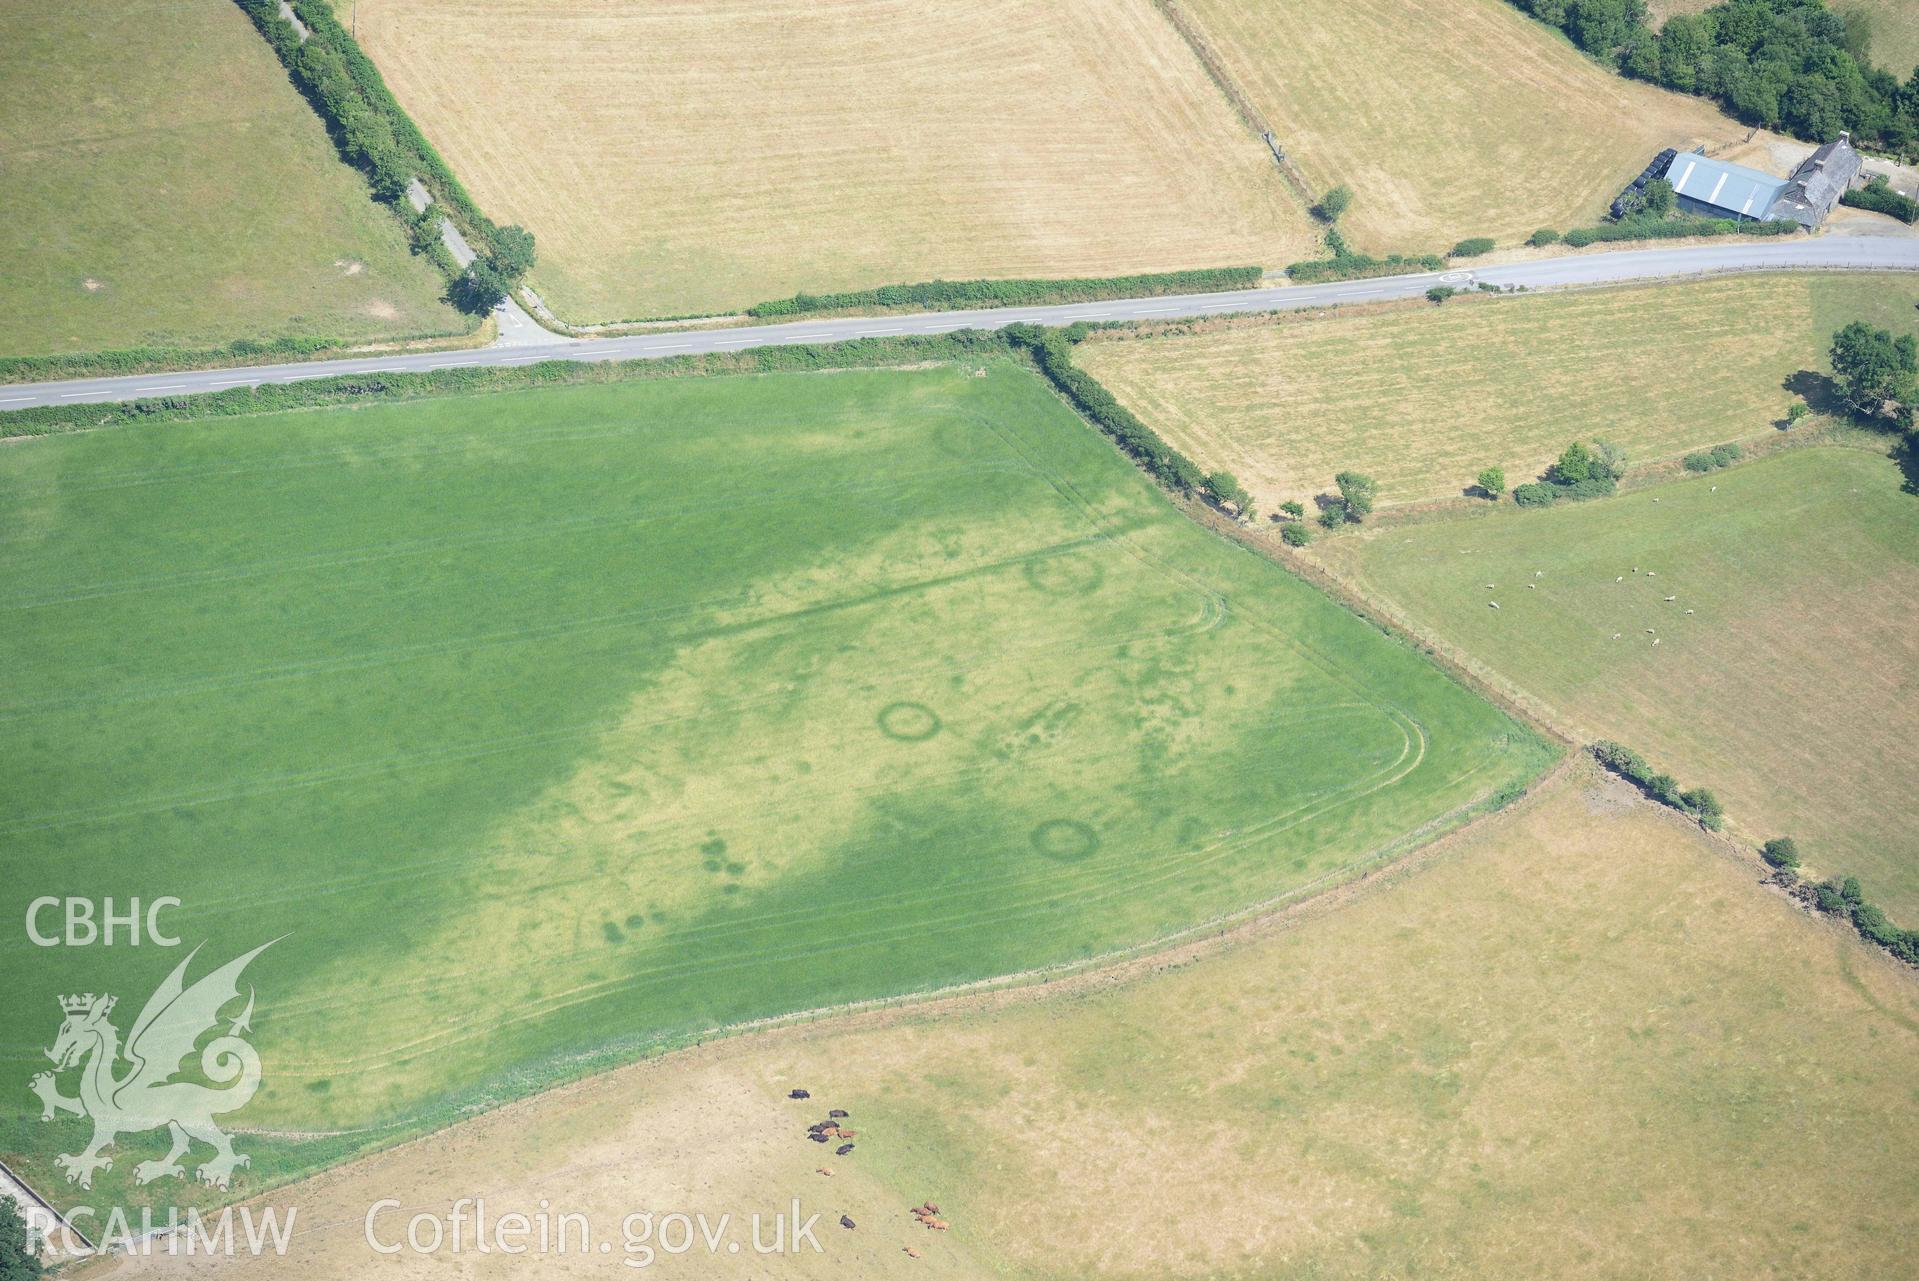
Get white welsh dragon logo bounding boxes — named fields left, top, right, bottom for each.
left=29, top=941, right=276, bottom=1191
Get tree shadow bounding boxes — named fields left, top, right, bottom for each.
left=1895, top=435, right=1919, bottom=497
left=1781, top=370, right=1841, bottom=424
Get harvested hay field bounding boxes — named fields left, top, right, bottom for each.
left=1322, top=446, right=1919, bottom=922
left=102, top=767, right=1919, bottom=1280
left=346, top=0, right=1321, bottom=322
left=0, top=0, right=459, bottom=358
left=1179, top=0, right=1744, bottom=253
left=0, top=361, right=1543, bottom=1213
left=1078, top=272, right=1919, bottom=509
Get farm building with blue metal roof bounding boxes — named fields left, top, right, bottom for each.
left=1660, top=136, right=1862, bottom=228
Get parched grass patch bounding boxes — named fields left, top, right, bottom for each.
left=1078, top=273, right=1919, bottom=508
left=164, top=768, right=1919, bottom=1281
left=345, top=0, right=1319, bottom=322
left=1179, top=0, right=1744, bottom=254
left=0, top=0, right=460, bottom=357
left=0, top=362, right=1543, bottom=1212
left=1322, top=446, right=1919, bottom=921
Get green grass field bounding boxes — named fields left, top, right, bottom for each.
left=1322, top=446, right=1919, bottom=921
left=0, top=362, right=1547, bottom=1211
left=0, top=0, right=460, bottom=358
left=1079, top=273, right=1919, bottom=509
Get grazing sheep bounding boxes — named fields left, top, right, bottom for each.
left=1527, top=583, right=1535, bottom=589
left=1645, top=628, right=1656, bottom=634
left=1612, top=633, right=1621, bottom=639
left=1685, top=609, right=1695, bottom=615
left=1617, top=576, right=1624, bottom=582
left=1647, top=571, right=1656, bottom=577
left=1488, top=601, right=1500, bottom=609
left=1664, top=596, right=1676, bottom=602
left=1652, top=638, right=1661, bottom=646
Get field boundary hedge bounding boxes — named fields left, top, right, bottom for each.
left=1562, top=215, right=1799, bottom=248
left=0, top=331, right=1030, bottom=439
left=746, top=268, right=1265, bottom=319
left=1591, top=741, right=1916, bottom=969
left=1003, top=323, right=1206, bottom=495
left=0, top=326, right=479, bottom=385
left=232, top=0, right=510, bottom=270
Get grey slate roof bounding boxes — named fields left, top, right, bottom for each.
left=1768, top=136, right=1863, bottom=227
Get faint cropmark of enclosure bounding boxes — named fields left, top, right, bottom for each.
left=877, top=701, right=943, bottom=742
left=1029, top=818, right=1100, bottom=863
left=31, top=940, right=278, bottom=1191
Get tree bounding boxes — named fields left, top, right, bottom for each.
left=452, top=258, right=513, bottom=313
left=1450, top=237, right=1496, bottom=257
left=1281, top=523, right=1312, bottom=547
left=1830, top=321, right=1919, bottom=425
left=1761, top=837, right=1801, bottom=871
left=489, top=224, right=537, bottom=278
left=1785, top=401, right=1810, bottom=428
left=1529, top=228, right=1561, bottom=247
left=1335, top=471, right=1378, bottom=521
left=1592, top=438, right=1628, bottom=481
left=1426, top=285, right=1458, bottom=304
left=1477, top=466, right=1506, bottom=499
left=1314, top=185, right=1353, bottom=222
left=1680, top=786, right=1724, bottom=829
left=1205, top=470, right=1254, bottom=519
left=1548, top=441, right=1600, bottom=485
left=0, top=1197, right=42, bottom=1281
left=1642, top=176, right=1675, bottom=218
left=1278, top=499, right=1305, bottom=520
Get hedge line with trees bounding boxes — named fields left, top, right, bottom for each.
left=1512, top=439, right=1628, bottom=506
left=746, top=267, right=1264, bottom=319
left=233, top=0, right=537, bottom=312
left=1004, top=323, right=1207, bottom=495
left=1509, top=0, right=1919, bottom=158
left=1590, top=741, right=1725, bottom=828
left=1593, top=742, right=1918, bottom=967
left=1682, top=441, right=1745, bottom=471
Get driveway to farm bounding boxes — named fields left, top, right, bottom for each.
left=6, top=236, right=1919, bottom=411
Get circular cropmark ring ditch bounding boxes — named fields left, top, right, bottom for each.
left=1029, top=818, right=1100, bottom=863
left=877, top=701, right=943, bottom=742
left=1022, top=552, right=1105, bottom=598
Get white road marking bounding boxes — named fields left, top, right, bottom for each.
left=645, top=344, right=691, bottom=351
left=1135, top=306, right=1179, bottom=313
left=0, top=396, right=31, bottom=404
left=59, top=392, right=94, bottom=399
left=856, top=329, right=902, bottom=336
left=138, top=384, right=186, bottom=392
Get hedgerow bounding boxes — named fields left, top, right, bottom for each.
left=232, top=0, right=528, bottom=274
left=1842, top=177, right=1919, bottom=225
left=0, top=330, right=1022, bottom=438
left=1286, top=252, right=1446, bottom=283
left=1591, top=740, right=1915, bottom=966
left=1682, top=442, right=1744, bottom=472
left=1590, top=741, right=1723, bottom=829
left=747, top=268, right=1264, bottom=319
left=1561, top=215, right=1799, bottom=248
left=1004, top=324, right=1205, bottom=494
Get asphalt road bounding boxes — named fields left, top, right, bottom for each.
left=7, top=236, right=1919, bottom=412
